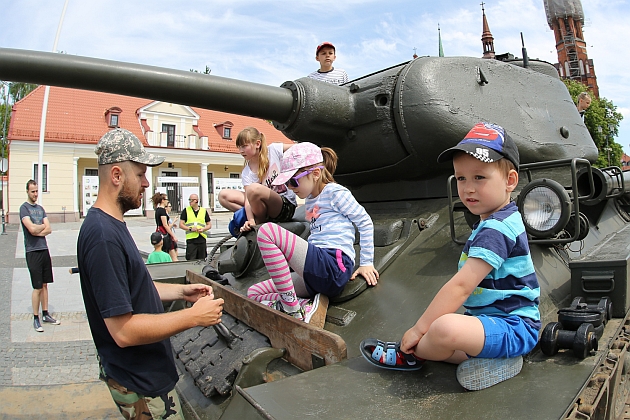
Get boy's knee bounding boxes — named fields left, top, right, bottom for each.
left=427, top=315, right=461, bottom=341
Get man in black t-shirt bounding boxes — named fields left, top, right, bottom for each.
left=77, top=129, right=224, bottom=418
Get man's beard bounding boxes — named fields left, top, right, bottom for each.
left=117, top=182, right=142, bottom=214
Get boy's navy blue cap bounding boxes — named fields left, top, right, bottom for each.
left=437, top=122, right=519, bottom=171
left=316, top=42, right=335, bottom=54
left=150, top=232, right=163, bottom=245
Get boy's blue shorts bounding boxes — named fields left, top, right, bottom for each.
left=476, top=315, right=539, bottom=358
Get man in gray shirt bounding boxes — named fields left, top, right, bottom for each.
left=20, top=179, right=60, bottom=332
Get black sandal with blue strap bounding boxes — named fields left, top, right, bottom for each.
left=360, top=338, right=424, bottom=371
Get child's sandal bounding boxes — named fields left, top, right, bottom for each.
left=360, top=338, right=424, bottom=371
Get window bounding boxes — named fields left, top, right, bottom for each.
left=214, top=121, right=234, bottom=139
left=105, top=107, right=122, bottom=128
left=33, top=163, right=48, bottom=192
left=162, top=124, right=176, bottom=147
left=85, top=169, right=98, bottom=176
left=229, top=173, right=240, bottom=179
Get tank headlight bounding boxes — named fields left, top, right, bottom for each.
left=517, top=179, right=571, bottom=238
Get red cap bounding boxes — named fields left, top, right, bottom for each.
left=316, top=42, right=335, bottom=54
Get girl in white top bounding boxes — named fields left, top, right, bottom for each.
left=218, top=127, right=297, bottom=232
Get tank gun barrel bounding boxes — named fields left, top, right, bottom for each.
left=0, top=48, right=295, bottom=123
left=0, top=47, right=599, bottom=202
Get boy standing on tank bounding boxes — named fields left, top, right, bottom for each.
left=361, top=122, right=540, bottom=391
left=307, top=42, right=348, bottom=85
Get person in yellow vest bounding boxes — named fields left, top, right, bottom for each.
left=178, top=194, right=212, bottom=260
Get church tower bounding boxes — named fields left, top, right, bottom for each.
left=544, top=0, right=599, bottom=97
left=481, top=3, right=495, bottom=59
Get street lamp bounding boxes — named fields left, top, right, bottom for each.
left=0, top=80, right=8, bottom=234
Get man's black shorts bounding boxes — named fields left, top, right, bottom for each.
left=26, top=249, right=54, bottom=289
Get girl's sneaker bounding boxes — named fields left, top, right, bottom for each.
left=261, top=299, right=305, bottom=321
left=302, top=293, right=328, bottom=328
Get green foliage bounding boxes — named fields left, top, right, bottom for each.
left=1, top=90, right=11, bottom=166
left=563, top=79, right=624, bottom=168
left=9, top=82, right=37, bottom=102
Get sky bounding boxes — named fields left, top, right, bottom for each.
left=2, top=0, right=629, bottom=154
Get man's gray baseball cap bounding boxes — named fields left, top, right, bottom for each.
left=95, top=128, right=164, bottom=166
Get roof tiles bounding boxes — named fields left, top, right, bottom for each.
left=8, top=86, right=294, bottom=153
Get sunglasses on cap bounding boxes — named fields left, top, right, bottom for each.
left=285, top=166, right=323, bottom=188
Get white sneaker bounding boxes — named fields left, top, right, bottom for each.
left=456, top=356, right=523, bottom=391
left=33, top=318, right=44, bottom=332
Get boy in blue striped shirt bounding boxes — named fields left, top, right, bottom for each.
left=361, top=122, right=540, bottom=391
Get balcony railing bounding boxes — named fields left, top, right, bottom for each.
left=146, top=132, right=208, bottom=150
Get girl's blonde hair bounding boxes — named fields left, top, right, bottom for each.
left=236, top=127, right=268, bottom=182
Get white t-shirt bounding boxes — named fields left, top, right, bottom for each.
left=241, top=142, right=297, bottom=205
left=307, top=68, right=348, bottom=85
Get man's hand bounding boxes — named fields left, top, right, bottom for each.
left=182, top=284, right=213, bottom=303
left=351, top=265, right=379, bottom=286
left=189, top=296, right=224, bottom=327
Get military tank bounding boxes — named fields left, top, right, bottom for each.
left=3, top=47, right=630, bottom=420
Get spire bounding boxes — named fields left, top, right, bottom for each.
left=481, top=2, right=495, bottom=59
left=543, top=0, right=598, bottom=97
left=438, top=24, right=444, bottom=57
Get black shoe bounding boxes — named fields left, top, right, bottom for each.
left=33, top=318, right=44, bottom=332
left=42, top=314, right=60, bottom=325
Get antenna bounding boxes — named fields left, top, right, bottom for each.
left=520, top=32, right=529, bottom=69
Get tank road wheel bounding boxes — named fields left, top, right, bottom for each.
left=541, top=322, right=563, bottom=356
left=540, top=322, right=598, bottom=359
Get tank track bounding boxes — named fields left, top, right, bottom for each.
left=564, top=317, right=630, bottom=419
left=171, top=313, right=271, bottom=398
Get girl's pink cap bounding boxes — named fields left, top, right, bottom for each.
left=272, top=142, right=323, bottom=186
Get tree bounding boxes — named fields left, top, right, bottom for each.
left=0, top=84, right=10, bottom=167
left=9, top=82, right=37, bottom=103
left=563, top=79, right=623, bottom=168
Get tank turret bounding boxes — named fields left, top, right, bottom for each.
left=0, top=47, right=596, bottom=201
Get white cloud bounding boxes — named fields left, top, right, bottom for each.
left=2, top=0, right=629, bottom=151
